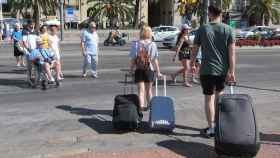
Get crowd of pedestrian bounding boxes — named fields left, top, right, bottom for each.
left=2, top=5, right=236, bottom=138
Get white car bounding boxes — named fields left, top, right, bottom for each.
left=152, top=26, right=179, bottom=42
left=237, top=26, right=272, bottom=39
left=162, top=30, right=197, bottom=49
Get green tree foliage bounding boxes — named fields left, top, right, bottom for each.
left=245, top=0, right=280, bottom=25
left=87, top=0, right=134, bottom=28
left=8, top=0, right=58, bottom=30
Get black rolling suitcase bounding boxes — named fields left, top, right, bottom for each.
left=215, top=85, right=260, bottom=157
left=112, top=73, right=141, bottom=130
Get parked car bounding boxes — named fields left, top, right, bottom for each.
left=236, top=26, right=273, bottom=39
left=44, top=19, right=60, bottom=26
left=271, top=28, right=280, bottom=39
left=162, top=29, right=197, bottom=49
left=152, top=26, right=179, bottom=42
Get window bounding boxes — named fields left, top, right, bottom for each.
left=168, top=27, right=177, bottom=31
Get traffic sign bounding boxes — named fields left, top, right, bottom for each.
left=67, top=7, right=74, bottom=15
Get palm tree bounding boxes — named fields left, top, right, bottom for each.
left=8, top=0, right=58, bottom=30
left=222, top=0, right=232, bottom=11
left=245, top=0, right=280, bottom=25
left=87, top=0, right=135, bottom=28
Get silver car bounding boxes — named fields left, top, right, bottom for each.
left=152, top=26, right=180, bottom=42
left=162, top=30, right=196, bottom=49
left=237, top=26, right=272, bottom=39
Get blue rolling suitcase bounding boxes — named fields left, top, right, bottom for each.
left=149, top=75, right=175, bottom=132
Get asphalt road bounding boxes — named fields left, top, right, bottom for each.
left=0, top=43, right=279, bottom=158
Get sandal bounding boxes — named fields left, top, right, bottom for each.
left=170, top=74, right=177, bottom=83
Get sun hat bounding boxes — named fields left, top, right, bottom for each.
left=181, top=24, right=191, bottom=30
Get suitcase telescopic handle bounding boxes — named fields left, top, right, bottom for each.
left=155, top=75, right=167, bottom=97
left=227, top=82, right=236, bottom=94
left=124, top=73, right=134, bottom=94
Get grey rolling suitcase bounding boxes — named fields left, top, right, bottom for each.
left=149, top=76, right=175, bottom=132
left=215, top=85, right=260, bottom=157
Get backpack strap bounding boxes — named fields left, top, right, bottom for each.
left=136, top=40, right=152, bottom=56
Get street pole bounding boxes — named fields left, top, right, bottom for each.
left=0, top=0, right=6, bottom=24
left=0, top=2, right=3, bottom=23
left=59, top=0, right=64, bottom=41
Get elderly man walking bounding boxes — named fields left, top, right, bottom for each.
left=191, top=5, right=236, bottom=137
left=80, top=22, right=99, bottom=78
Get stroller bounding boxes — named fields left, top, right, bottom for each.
left=103, top=30, right=127, bottom=46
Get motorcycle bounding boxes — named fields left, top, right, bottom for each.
left=104, top=31, right=127, bottom=46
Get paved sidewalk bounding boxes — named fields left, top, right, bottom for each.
left=31, top=132, right=280, bottom=158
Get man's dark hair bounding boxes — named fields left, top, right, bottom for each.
left=208, top=5, right=222, bottom=17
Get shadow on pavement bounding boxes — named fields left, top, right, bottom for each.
left=260, top=132, right=280, bottom=145
left=157, top=140, right=217, bottom=158
left=56, top=105, right=207, bottom=136
left=79, top=117, right=113, bottom=134
left=56, top=105, right=116, bottom=134
left=0, top=68, right=26, bottom=74
left=56, top=105, right=112, bottom=116
left=0, top=78, right=29, bottom=89
left=136, top=122, right=206, bottom=138
left=62, top=74, right=83, bottom=79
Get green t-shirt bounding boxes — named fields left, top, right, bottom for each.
left=194, top=22, right=235, bottom=75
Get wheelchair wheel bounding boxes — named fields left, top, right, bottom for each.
left=55, top=79, right=60, bottom=87
left=28, top=64, right=40, bottom=88
left=41, top=80, right=47, bottom=90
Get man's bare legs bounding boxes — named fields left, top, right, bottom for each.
left=205, top=90, right=224, bottom=128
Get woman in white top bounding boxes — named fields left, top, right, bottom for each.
left=129, top=25, right=162, bottom=111
left=48, top=25, right=62, bottom=80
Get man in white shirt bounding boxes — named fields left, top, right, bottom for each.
left=23, top=30, right=39, bottom=82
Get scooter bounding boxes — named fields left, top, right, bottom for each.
left=104, top=31, right=127, bottom=46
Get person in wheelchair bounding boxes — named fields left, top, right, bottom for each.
left=29, top=39, right=56, bottom=83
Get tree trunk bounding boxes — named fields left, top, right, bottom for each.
left=134, top=0, right=139, bottom=28
left=34, top=0, right=40, bottom=32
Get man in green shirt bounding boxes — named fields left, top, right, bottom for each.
left=191, top=5, right=236, bottom=137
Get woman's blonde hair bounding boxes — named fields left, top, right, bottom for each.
left=140, top=25, right=152, bottom=40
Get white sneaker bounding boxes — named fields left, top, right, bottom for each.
left=170, top=74, right=177, bottom=83
left=192, top=77, right=199, bottom=84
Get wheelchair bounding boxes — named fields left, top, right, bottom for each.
left=27, top=59, right=60, bottom=90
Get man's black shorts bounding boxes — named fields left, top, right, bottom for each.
left=200, top=75, right=226, bottom=95
left=134, top=69, right=155, bottom=83
left=14, top=46, right=24, bottom=57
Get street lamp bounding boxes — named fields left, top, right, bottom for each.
left=59, top=0, right=64, bottom=41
